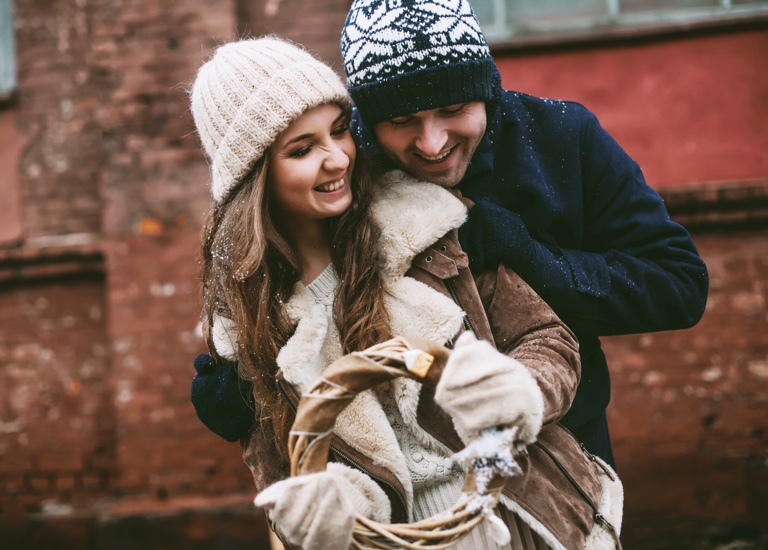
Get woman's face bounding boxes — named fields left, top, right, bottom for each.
left=268, top=103, right=355, bottom=224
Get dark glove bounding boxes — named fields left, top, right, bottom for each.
left=458, top=199, right=536, bottom=274
left=190, top=353, right=255, bottom=442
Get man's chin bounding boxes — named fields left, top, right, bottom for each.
left=409, top=167, right=463, bottom=189
left=386, top=154, right=466, bottom=188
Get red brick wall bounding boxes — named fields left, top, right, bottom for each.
left=2, top=0, right=269, bottom=547
left=14, top=0, right=104, bottom=237
left=237, top=0, right=350, bottom=72
left=495, top=29, right=768, bottom=189
left=0, top=275, right=113, bottom=510
left=1, top=0, right=766, bottom=548
left=607, top=228, right=768, bottom=543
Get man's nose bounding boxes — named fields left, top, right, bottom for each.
left=415, top=119, right=448, bottom=156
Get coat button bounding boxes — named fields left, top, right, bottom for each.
left=425, top=256, right=433, bottom=262
left=440, top=245, right=447, bottom=252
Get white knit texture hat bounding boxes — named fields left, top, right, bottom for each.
left=190, top=37, right=352, bottom=203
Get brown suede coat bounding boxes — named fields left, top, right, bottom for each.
left=240, top=176, right=620, bottom=549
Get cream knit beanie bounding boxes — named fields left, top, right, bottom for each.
left=190, top=37, right=352, bottom=203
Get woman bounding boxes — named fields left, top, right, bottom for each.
left=190, top=37, right=622, bottom=550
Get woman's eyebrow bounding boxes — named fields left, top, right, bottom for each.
left=283, top=132, right=314, bottom=147
left=280, top=112, right=346, bottom=148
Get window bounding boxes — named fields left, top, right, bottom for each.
left=0, top=0, right=15, bottom=102
left=470, top=0, right=768, bottom=43
left=0, top=0, right=20, bottom=245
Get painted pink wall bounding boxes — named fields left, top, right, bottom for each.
left=495, top=29, right=768, bottom=189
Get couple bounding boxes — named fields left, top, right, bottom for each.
left=189, top=0, right=707, bottom=548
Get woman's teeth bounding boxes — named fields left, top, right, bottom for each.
left=316, top=179, right=344, bottom=192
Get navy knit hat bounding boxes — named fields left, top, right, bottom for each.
left=341, top=0, right=500, bottom=127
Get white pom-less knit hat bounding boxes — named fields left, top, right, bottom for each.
left=190, top=37, right=352, bottom=203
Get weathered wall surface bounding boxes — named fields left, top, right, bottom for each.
left=606, top=228, right=768, bottom=544
left=0, top=1, right=765, bottom=548
left=495, top=29, right=768, bottom=189
left=1, top=0, right=270, bottom=548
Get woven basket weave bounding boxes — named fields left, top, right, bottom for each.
left=287, top=337, right=509, bottom=549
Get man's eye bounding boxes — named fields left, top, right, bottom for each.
left=441, top=104, right=467, bottom=115
left=389, top=116, right=413, bottom=126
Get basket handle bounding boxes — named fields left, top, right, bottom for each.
left=287, top=337, right=450, bottom=476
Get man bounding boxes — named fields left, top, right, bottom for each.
left=339, top=0, right=709, bottom=467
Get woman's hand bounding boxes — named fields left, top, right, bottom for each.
left=435, top=332, right=545, bottom=450
left=254, top=470, right=362, bottom=550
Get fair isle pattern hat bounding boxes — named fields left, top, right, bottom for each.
left=341, top=0, right=499, bottom=127
left=191, top=37, right=352, bottom=203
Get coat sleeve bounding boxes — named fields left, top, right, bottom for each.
left=475, top=267, right=581, bottom=424
left=461, top=111, right=708, bottom=337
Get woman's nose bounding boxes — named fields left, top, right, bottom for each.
left=323, top=144, right=350, bottom=172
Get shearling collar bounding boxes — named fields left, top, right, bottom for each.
left=369, top=170, right=468, bottom=278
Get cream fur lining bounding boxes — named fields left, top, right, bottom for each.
left=386, top=276, right=465, bottom=451
left=211, top=314, right=238, bottom=361
left=371, top=172, right=468, bottom=278
left=583, top=457, right=624, bottom=550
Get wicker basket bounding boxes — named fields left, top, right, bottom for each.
left=287, top=337, right=512, bottom=549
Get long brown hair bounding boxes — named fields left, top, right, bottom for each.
left=200, top=133, right=391, bottom=458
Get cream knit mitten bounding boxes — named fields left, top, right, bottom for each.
left=435, top=332, right=545, bottom=450
left=254, top=470, right=362, bottom=550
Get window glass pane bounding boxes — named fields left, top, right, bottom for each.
left=472, top=0, right=499, bottom=29
left=0, top=0, right=15, bottom=97
left=471, top=0, right=768, bottom=41
left=621, top=0, right=718, bottom=12
left=505, top=0, right=607, bottom=27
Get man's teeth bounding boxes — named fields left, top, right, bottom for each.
left=418, top=150, right=451, bottom=162
left=317, top=179, right=344, bottom=192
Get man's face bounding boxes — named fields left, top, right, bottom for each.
left=373, top=102, right=487, bottom=189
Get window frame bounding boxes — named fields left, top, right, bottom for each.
left=0, top=0, right=17, bottom=106
left=471, top=0, right=768, bottom=49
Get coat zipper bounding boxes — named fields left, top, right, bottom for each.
left=533, top=438, right=622, bottom=549
left=556, top=423, right=617, bottom=483
left=275, top=377, right=409, bottom=522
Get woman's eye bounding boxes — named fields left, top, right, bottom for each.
left=332, top=124, right=350, bottom=136
left=289, top=146, right=311, bottom=158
